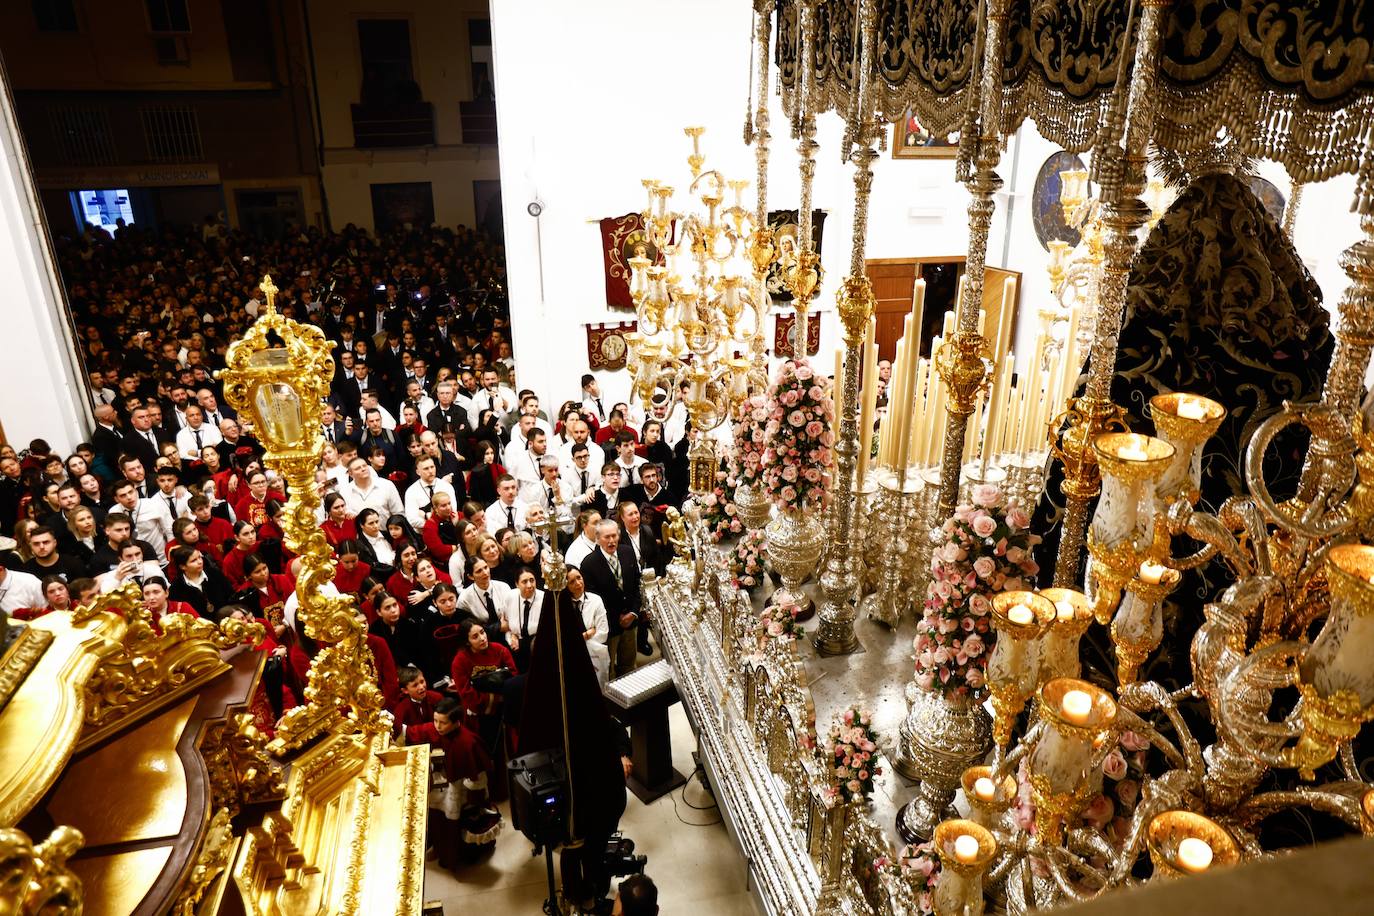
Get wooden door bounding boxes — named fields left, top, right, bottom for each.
left=866, top=257, right=1021, bottom=366
left=866, top=259, right=917, bottom=363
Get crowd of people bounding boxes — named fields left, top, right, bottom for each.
left=0, top=218, right=696, bottom=889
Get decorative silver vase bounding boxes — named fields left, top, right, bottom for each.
left=765, top=506, right=824, bottom=615
left=732, top=480, right=773, bottom=532
left=895, top=686, right=993, bottom=842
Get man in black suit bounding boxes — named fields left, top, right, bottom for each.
left=579, top=519, right=642, bottom=679
left=120, top=406, right=164, bottom=476
left=90, top=404, right=125, bottom=480
left=622, top=463, right=679, bottom=516
left=425, top=380, right=472, bottom=444
left=320, top=402, right=351, bottom=446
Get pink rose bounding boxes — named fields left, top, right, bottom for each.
left=1102, top=749, right=1127, bottom=781
left=965, top=667, right=985, bottom=689
left=916, top=671, right=935, bottom=688
left=794, top=364, right=814, bottom=380
left=781, top=389, right=800, bottom=407
left=809, top=385, right=825, bottom=400
left=1119, top=730, right=1149, bottom=752
left=1007, top=507, right=1030, bottom=529
left=972, top=483, right=1000, bottom=507
left=1006, top=546, right=1025, bottom=565
left=973, top=556, right=996, bottom=579
left=788, top=410, right=806, bottom=427
left=968, top=593, right=990, bottom=615
left=1082, top=794, right=1114, bottom=828
left=972, top=515, right=997, bottom=538
left=1115, top=778, right=1139, bottom=808
left=805, top=420, right=823, bottom=438
left=963, top=634, right=985, bottom=656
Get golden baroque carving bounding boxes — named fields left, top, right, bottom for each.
left=0, top=824, right=83, bottom=915
left=173, top=807, right=233, bottom=916
left=201, top=712, right=286, bottom=818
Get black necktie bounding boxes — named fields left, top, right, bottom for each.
left=595, top=397, right=604, bottom=416
left=580, top=470, right=588, bottom=492
left=193, top=428, right=202, bottom=448
left=483, top=590, right=495, bottom=620
left=425, top=484, right=434, bottom=501
left=505, top=505, right=515, bottom=529
left=166, top=496, right=176, bottom=516
left=521, top=599, right=531, bottom=639
left=546, top=485, right=555, bottom=508
left=488, top=393, right=496, bottom=410
left=146, top=431, right=157, bottom=447
left=326, top=426, right=335, bottom=442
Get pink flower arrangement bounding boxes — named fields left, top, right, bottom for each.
left=731, top=529, right=768, bottom=591
left=1012, top=735, right=1149, bottom=851
left=754, top=600, right=805, bottom=641
left=913, top=484, right=1041, bottom=698
left=698, top=469, right=743, bottom=542
left=873, top=843, right=940, bottom=915
left=761, top=358, right=835, bottom=512
left=731, top=394, right=770, bottom=490
left=826, top=706, right=881, bottom=803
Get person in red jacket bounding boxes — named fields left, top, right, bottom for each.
left=233, top=555, right=294, bottom=623
left=421, top=491, right=461, bottom=567
left=331, top=541, right=373, bottom=597
left=404, top=696, right=500, bottom=870
left=449, top=618, right=516, bottom=756
left=140, top=576, right=199, bottom=632
left=320, top=492, right=357, bottom=549
left=189, top=495, right=235, bottom=556
left=391, top=665, right=443, bottom=734
left=221, top=521, right=259, bottom=588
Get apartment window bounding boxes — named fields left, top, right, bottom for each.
left=141, top=106, right=203, bottom=162
left=49, top=107, right=116, bottom=166
left=358, top=19, right=418, bottom=105
left=32, top=0, right=78, bottom=32
left=146, top=0, right=190, bottom=32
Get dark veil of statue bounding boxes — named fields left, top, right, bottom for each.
left=1031, top=171, right=1335, bottom=688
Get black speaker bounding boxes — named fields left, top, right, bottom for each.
left=508, top=749, right=568, bottom=846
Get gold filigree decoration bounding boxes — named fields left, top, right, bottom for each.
left=0, top=625, right=53, bottom=714
left=0, top=824, right=84, bottom=915
left=201, top=713, right=286, bottom=818
left=173, top=807, right=233, bottom=916
left=73, top=583, right=264, bottom=750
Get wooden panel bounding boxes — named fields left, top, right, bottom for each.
left=865, top=260, right=916, bottom=362
left=982, top=266, right=1021, bottom=363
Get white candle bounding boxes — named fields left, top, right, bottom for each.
left=910, top=279, right=927, bottom=347
left=982, top=356, right=1012, bottom=470
left=973, top=777, right=997, bottom=802
left=953, top=833, right=980, bottom=865
left=1176, top=396, right=1207, bottom=421
left=1118, top=440, right=1149, bottom=462
left=857, top=318, right=879, bottom=483
left=1139, top=560, right=1167, bottom=585
left=1176, top=837, right=1214, bottom=873
left=1061, top=689, right=1093, bottom=725
left=1055, top=599, right=1076, bottom=621
left=1007, top=604, right=1034, bottom=626
left=908, top=359, right=929, bottom=470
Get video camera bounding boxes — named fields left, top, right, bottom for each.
left=603, top=833, right=647, bottom=879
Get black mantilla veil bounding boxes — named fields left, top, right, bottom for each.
left=517, top=586, right=626, bottom=846
left=1031, top=170, right=1334, bottom=690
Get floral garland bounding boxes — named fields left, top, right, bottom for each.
left=914, top=484, right=1041, bottom=698
left=823, top=706, right=881, bottom=804
left=873, top=843, right=940, bottom=915
left=753, top=600, right=804, bottom=641
left=697, top=469, right=742, bottom=542
left=732, top=393, right=770, bottom=490
left=761, top=358, right=835, bottom=512
left=731, top=528, right=768, bottom=591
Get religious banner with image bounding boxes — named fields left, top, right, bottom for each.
left=774, top=312, right=822, bottom=358
left=766, top=209, right=827, bottom=302
left=599, top=213, right=662, bottom=309
left=586, top=321, right=637, bottom=371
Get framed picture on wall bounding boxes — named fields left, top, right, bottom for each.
left=891, top=113, right=959, bottom=160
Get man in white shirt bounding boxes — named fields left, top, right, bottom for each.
left=0, top=564, right=46, bottom=614
left=558, top=419, right=604, bottom=477
left=511, top=427, right=553, bottom=505
left=562, top=510, right=602, bottom=570
left=611, top=432, right=648, bottom=487
left=403, top=455, right=456, bottom=527
left=466, top=368, right=518, bottom=427
left=153, top=468, right=191, bottom=520
left=176, top=407, right=221, bottom=465
left=502, top=414, right=540, bottom=469
left=112, top=479, right=174, bottom=558
left=358, top=389, right=397, bottom=430
left=485, top=474, right=528, bottom=534
left=566, top=566, right=610, bottom=686
left=341, top=455, right=404, bottom=518
left=562, top=443, right=598, bottom=503
left=580, top=374, right=608, bottom=425
left=532, top=456, right=574, bottom=534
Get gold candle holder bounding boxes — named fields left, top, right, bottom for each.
left=1037, top=587, right=1093, bottom=681
left=961, top=765, right=1018, bottom=829
left=1148, top=392, right=1226, bottom=504
left=931, top=819, right=997, bottom=916
left=1112, top=559, right=1183, bottom=684
left=1285, top=544, right=1374, bottom=777
left=1086, top=433, right=1175, bottom=624
left=988, top=591, right=1055, bottom=747
left=1027, top=678, right=1118, bottom=845
left=1146, top=810, right=1240, bottom=878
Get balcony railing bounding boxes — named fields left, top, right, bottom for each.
left=459, top=99, right=497, bottom=145
left=351, top=101, right=435, bottom=149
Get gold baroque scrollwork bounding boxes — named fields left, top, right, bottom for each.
left=75, top=583, right=264, bottom=750
left=201, top=712, right=286, bottom=818
left=0, top=824, right=84, bottom=915
left=173, top=807, right=234, bottom=916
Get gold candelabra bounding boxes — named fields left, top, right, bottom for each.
left=627, top=128, right=775, bottom=498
